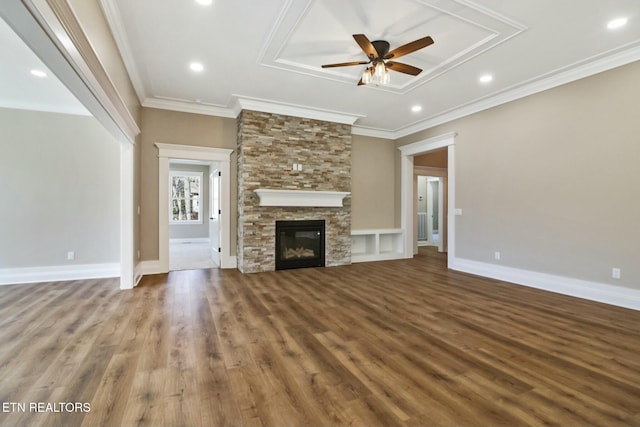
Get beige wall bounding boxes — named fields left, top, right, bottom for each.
left=139, top=107, right=237, bottom=260
left=140, top=109, right=397, bottom=261
left=351, top=135, right=397, bottom=229
left=397, top=61, right=640, bottom=289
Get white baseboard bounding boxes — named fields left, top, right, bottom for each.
left=449, top=257, right=640, bottom=311
left=137, top=260, right=164, bottom=276
left=0, top=263, right=120, bottom=286
left=221, top=255, right=237, bottom=269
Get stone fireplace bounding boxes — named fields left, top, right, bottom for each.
left=237, top=110, right=351, bottom=273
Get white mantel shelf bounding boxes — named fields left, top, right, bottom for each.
left=254, top=189, right=350, bottom=207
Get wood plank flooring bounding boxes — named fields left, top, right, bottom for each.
left=1, top=249, right=640, bottom=426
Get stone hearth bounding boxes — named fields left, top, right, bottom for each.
left=237, top=110, right=351, bottom=273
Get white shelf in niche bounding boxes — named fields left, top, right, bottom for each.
left=351, top=229, right=404, bottom=263
left=254, top=189, right=350, bottom=207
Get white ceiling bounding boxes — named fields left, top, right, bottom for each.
left=101, top=0, right=640, bottom=138
left=46, top=1, right=640, bottom=137
left=0, top=15, right=88, bottom=116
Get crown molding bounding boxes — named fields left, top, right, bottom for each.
left=99, top=0, right=146, bottom=104
left=143, top=97, right=237, bottom=118
left=392, top=43, right=640, bottom=139
left=234, top=96, right=364, bottom=125
left=350, top=125, right=396, bottom=139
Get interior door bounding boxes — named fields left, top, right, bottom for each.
left=209, top=170, right=221, bottom=265
left=426, top=178, right=434, bottom=245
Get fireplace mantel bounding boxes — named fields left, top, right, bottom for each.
left=254, top=189, right=350, bottom=207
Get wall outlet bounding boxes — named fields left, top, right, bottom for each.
left=494, top=251, right=501, bottom=261
left=612, top=268, right=621, bottom=279
left=67, top=251, right=75, bottom=261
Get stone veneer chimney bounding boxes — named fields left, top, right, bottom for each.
left=237, top=110, right=352, bottom=273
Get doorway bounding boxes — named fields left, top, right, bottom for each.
left=417, top=176, right=443, bottom=248
left=399, top=132, right=456, bottom=266
left=156, top=143, right=234, bottom=273
left=168, top=159, right=220, bottom=271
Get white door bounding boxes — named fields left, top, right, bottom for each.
left=426, top=178, right=434, bottom=245
left=209, top=170, right=221, bottom=265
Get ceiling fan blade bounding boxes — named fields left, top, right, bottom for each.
left=384, top=36, right=434, bottom=60
left=321, top=61, right=369, bottom=68
left=353, top=34, right=378, bottom=59
left=386, top=61, right=422, bottom=76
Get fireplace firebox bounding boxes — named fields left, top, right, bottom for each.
left=275, top=220, right=325, bottom=270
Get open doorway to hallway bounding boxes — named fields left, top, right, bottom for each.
left=413, top=148, right=448, bottom=255
left=168, top=159, right=220, bottom=271
left=417, top=176, right=442, bottom=248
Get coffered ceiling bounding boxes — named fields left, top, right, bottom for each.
left=102, top=0, right=640, bottom=138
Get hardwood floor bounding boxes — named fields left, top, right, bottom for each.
left=1, top=250, right=639, bottom=426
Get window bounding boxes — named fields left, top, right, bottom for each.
left=170, top=171, right=203, bottom=224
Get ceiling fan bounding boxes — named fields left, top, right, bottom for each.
left=321, top=34, right=434, bottom=86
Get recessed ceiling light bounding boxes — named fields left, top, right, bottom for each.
left=411, top=105, right=422, bottom=113
left=479, top=74, right=493, bottom=84
left=30, top=69, right=47, bottom=78
left=607, top=17, right=628, bottom=30
left=189, top=62, right=204, bottom=72
left=194, top=0, right=212, bottom=5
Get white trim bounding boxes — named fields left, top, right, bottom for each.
left=137, top=260, right=163, bottom=276
left=388, top=45, right=640, bottom=140
left=234, top=96, right=363, bottom=125
left=156, top=144, right=234, bottom=273
left=120, top=142, right=135, bottom=289
left=399, top=133, right=456, bottom=264
left=143, top=97, right=238, bottom=119
left=227, top=256, right=237, bottom=269
left=0, top=263, right=120, bottom=285
left=99, top=0, right=146, bottom=104
left=254, top=189, right=350, bottom=207
left=450, top=258, right=640, bottom=311
left=351, top=126, right=396, bottom=139
left=155, top=143, right=233, bottom=162
left=398, top=133, right=457, bottom=156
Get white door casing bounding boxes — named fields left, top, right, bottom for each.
left=209, top=169, right=221, bottom=266
left=399, top=132, right=456, bottom=267
left=156, top=143, right=234, bottom=272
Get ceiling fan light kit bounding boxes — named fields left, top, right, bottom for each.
left=321, top=33, right=434, bottom=86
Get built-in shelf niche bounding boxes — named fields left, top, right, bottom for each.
left=351, top=228, right=404, bottom=263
